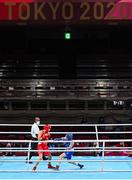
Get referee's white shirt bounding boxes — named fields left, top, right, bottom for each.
left=31, top=123, right=39, bottom=138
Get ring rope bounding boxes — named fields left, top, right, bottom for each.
left=0, top=170, right=132, bottom=172
left=0, top=147, right=131, bottom=150
left=0, top=149, right=131, bottom=152
left=0, top=160, right=132, bottom=162
left=0, top=139, right=131, bottom=143
left=0, top=123, right=132, bottom=127
left=0, top=131, right=132, bottom=134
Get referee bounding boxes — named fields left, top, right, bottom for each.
left=26, top=117, right=47, bottom=163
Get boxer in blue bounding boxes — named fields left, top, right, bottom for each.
left=55, top=133, right=84, bottom=170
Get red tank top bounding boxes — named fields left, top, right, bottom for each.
left=40, top=130, right=50, bottom=140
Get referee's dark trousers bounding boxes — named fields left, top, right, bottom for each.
left=29, top=137, right=38, bottom=160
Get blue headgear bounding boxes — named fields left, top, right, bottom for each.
left=66, top=133, right=73, bottom=141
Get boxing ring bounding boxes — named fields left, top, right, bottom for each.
left=0, top=124, right=132, bottom=179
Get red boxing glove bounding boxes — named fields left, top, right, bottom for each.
left=42, top=133, right=50, bottom=140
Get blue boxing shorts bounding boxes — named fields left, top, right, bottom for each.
left=64, top=148, right=74, bottom=160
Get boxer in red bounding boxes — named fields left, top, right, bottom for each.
left=32, top=124, right=55, bottom=171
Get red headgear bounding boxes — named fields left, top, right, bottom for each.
left=43, top=124, right=51, bottom=133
